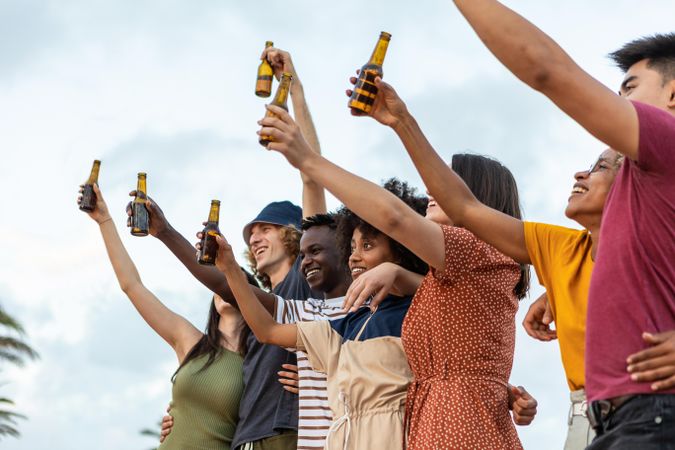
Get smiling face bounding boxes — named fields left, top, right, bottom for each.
left=300, top=225, right=347, bottom=296
left=565, top=149, right=623, bottom=228
left=348, top=227, right=397, bottom=280
left=248, top=222, right=290, bottom=275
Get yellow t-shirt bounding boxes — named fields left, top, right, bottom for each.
left=523, top=222, right=593, bottom=392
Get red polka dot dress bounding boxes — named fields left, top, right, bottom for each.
left=401, top=225, right=522, bottom=449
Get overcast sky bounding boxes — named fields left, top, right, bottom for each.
left=0, top=1, right=673, bottom=449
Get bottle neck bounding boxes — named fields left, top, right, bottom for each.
left=368, top=36, right=390, bottom=66
left=87, top=161, right=101, bottom=184
left=272, top=75, right=292, bottom=107
left=207, top=203, right=220, bottom=223
left=135, top=177, right=147, bottom=203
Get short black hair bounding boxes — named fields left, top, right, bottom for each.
left=336, top=178, right=429, bottom=276
left=609, top=33, right=675, bottom=82
left=301, top=213, right=337, bottom=231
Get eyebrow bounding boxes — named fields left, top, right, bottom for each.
left=620, top=75, right=637, bottom=91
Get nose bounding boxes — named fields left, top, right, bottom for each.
left=574, top=169, right=589, bottom=181
left=300, top=253, right=313, bottom=271
left=349, top=247, right=362, bottom=265
left=249, top=230, right=261, bottom=247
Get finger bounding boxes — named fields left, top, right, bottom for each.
left=196, top=231, right=204, bottom=239
left=368, top=286, right=389, bottom=310
left=128, top=190, right=137, bottom=197
left=355, top=68, right=360, bottom=75
left=630, top=365, right=675, bottom=383
left=265, top=104, right=293, bottom=124
left=258, top=115, right=291, bottom=132
left=349, top=76, right=357, bottom=85
left=351, top=286, right=374, bottom=312
left=195, top=242, right=202, bottom=250
left=343, top=280, right=364, bottom=311
left=257, top=127, right=285, bottom=145
left=283, top=386, right=299, bottom=394
left=642, top=332, right=667, bottom=346
left=627, top=343, right=669, bottom=364
left=281, top=363, right=298, bottom=372
left=278, top=377, right=299, bottom=386
left=92, top=183, right=102, bottom=195
left=651, top=375, right=675, bottom=391
left=509, top=385, right=523, bottom=399
left=278, top=371, right=299, bottom=380
left=542, top=302, right=553, bottom=325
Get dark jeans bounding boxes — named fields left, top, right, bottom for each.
left=587, top=394, right=675, bottom=449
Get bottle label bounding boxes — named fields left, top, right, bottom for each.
left=349, top=70, right=380, bottom=113
left=131, top=203, right=150, bottom=236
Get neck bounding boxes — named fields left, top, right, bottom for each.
left=217, top=311, right=243, bottom=350
left=577, top=214, right=602, bottom=260
left=267, top=257, right=294, bottom=289
left=324, top=277, right=351, bottom=299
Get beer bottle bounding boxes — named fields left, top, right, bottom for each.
left=198, top=200, right=221, bottom=265
left=130, top=173, right=150, bottom=237
left=79, top=160, right=101, bottom=212
left=255, top=41, right=275, bottom=98
left=259, top=72, right=293, bottom=147
left=348, top=31, right=392, bottom=114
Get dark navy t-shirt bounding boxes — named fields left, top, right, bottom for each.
left=330, top=295, right=412, bottom=341
left=232, top=257, right=321, bottom=448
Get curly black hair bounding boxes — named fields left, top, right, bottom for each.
left=336, top=178, right=429, bottom=276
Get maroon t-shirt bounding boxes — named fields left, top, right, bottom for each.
left=586, top=101, right=675, bottom=402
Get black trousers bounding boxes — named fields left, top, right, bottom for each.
left=587, top=394, right=675, bottom=449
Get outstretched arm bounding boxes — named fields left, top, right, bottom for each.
left=79, top=184, right=201, bottom=361
left=347, top=76, right=530, bottom=264
left=451, top=0, right=639, bottom=160
left=259, top=105, right=446, bottom=270
left=214, top=234, right=297, bottom=348
left=263, top=46, right=326, bottom=217
left=127, top=193, right=276, bottom=313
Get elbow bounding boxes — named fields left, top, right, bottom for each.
left=120, top=280, right=141, bottom=296
left=254, top=330, right=273, bottom=345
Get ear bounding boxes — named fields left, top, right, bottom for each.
left=667, top=79, right=675, bottom=109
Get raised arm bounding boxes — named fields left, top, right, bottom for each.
left=213, top=234, right=297, bottom=348
left=347, top=77, right=530, bottom=264
left=79, top=184, right=201, bottom=361
left=126, top=194, right=276, bottom=314
left=258, top=105, right=445, bottom=270
left=263, top=46, right=327, bottom=217
left=451, top=0, right=639, bottom=160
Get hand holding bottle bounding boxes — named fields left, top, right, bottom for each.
left=258, top=105, right=316, bottom=170
left=213, top=234, right=239, bottom=274
left=77, top=183, right=111, bottom=225
left=261, top=46, right=298, bottom=82
left=347, top=71, right=409, bottom=128
left=125, top=193, right=170, bottom=238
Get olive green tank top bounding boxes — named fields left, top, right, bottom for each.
left=159, top=349, right=244, bottom=450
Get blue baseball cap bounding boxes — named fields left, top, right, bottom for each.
left=242, top=201, right=302, bottom=244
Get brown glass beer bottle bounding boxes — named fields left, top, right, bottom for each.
left=259, top=72, right=293, bottom=147
left=130, top=173, right=149, bottom=237
left=198, top=200, right=221, bottom=265
left=79, top=160, right=101, bottom=212
left=348, top=32, right=392, bottom=114
left=255, top=41, right=275, bottom=98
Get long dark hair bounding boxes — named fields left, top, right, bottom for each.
left=171, top=270, right=257, bottom=382
left=336, top=178, right=429, bottom=277
left=451, top=153, right=530, bottom=299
